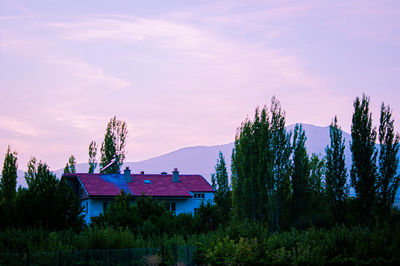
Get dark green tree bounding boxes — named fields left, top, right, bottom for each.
left=377, top=103, right=400, bottom=219
left=291, top=124, right=310, bottom=228
left=325, top=116, right=348, bottom=224
left=270, top=97, right=292, bottom=231
left=0, top=146, right=18, bottom=228
left=350, top=94, right=377, bottom=224
left=88, top=141, right=98, bottom=173
left=1, top=146, right=18, bottom=201
left=231, top=106, right=272, bottom=221
left=18, top=158, right=83, bottom=230
left=308, top=153, right=328, bottom=226
left=211, top=151, right=231, bottom=219
left=100, top=116, right=128, bottom=174
left=63, top=155, right=76, bottom=174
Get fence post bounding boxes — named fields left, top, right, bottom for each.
left=26, top=249, right=30, bottom=266
left=86, top=250, right=89, bottom=266
left=174, top=246, right=177, bottom=266
left=58, top=250, right=62, bottom=266
left=186, top=246, right=190, bottom=266
left=108, top=249, right=112, bottom=266
left=128, top=248, right=131, bottom=266
left=161, top=245, right=164, bottom=266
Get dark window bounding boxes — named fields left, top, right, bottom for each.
left=201, top=193, right=205, bottom=198
left=171, top=202, right=176, bottom=212
left=194, top=194, right=197, bottom=198
left=103, top=201, right=109, bottom=211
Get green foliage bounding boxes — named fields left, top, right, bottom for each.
left=0, top=145, right=18, bottom=201
left=325, top=116, right=348, bottom=224
left=291, top=124, right=310, bottom=228
left=232, top=97, right=292, bottom=226
left=377, top=103, right=400, bottom=219
left=211, top=151, right=231, bottom=221
left=88, top=140, right=98, bottom=173
left=350, top=94, right=378, bottom=224
left=16, top=158, right=83, bottom=230
left=0, top=146, right=18, bottom=228
left=63, top=155, right=76, bottom=174
left=100, top=116, right=128, bottom=174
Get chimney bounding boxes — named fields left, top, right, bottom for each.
left=124, top=167, right=131, bottom=182
left=172, top=168, right=179, bottom=182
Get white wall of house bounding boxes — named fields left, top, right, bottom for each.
left=82, top=192, right=214, bottom=223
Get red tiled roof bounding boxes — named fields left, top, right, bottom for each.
left=63, top=173, right=214, bottom=197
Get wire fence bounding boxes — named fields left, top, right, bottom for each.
left=0, top=245, right=195, bottom=266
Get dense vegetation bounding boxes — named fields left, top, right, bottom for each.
left=1, top=95, right=400, bottom=265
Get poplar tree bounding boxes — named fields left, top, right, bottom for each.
left=0, top=146, right=18, bottom=201
left=100, top=116, right=128, bottom=174
left=63, top=155, right=76, bottom=174
left=377, top=103, right=400, bottom=218
left=232, top=106, right=272, bottom=221
left=291, top=124, right=310, bottom=227
left=211, top=151, right=231, bottom=218
left=270, top=97, right=292, bottom=231
left=325, top=116, right=348, bottom=224
left=350, top=94, right=377, bottom=224
left=88, top=141, right=98, bottom=173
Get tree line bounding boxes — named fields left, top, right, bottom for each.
left=211, top=94, right=399, bottom=230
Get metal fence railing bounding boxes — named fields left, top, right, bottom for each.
left=0, top=246, right=195, bottom=266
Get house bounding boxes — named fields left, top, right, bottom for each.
left=62, top=167, right=214, bottom=223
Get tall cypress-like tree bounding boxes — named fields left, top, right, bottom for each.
left=270, top=97, right=292, bottom=231
left=325, top=116, right=348, bottom=224
left=100, top=116, right=128, bottom=174
left=291, top=124, right=309, bottom=228
left=0, top=146, right=18, bottom=201
left=350, top=94, right=377, bottom=224
left=88, top=141, right=98, bottom=173
left=377, top=103, right=400, bottom=218
left=231, top=106, right=272, bottom=221
left=63, top=155, right=76, bottom=174
left=211, top=151, right=231, bottom=219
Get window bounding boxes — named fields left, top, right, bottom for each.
left=193, top=193, right=205, bottom=199
left=166, top=201, right=176, bottom=212
left=103, top=201, right=109, bottom=211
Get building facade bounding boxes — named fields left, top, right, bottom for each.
left=62, top=168, right=214, bottom=223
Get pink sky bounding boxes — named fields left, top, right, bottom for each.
left=1, top=0, right=400, bottom=171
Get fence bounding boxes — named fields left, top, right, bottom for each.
left=0, top=246, right=195, bottom=266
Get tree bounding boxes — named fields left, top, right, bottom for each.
left=211, top=151, right=231, bottom=219
left=100, top=116, right=128, bottom=174
left=308, top=153, right=328, bottom=226
left=1, top=146, right=18, bottom=201
left=88, top=141, right=98, bottom=173
left=63, top=155, right=76, bottom=174
left=0, top=146, right=18, bottom=228
left=350, top=94, right=377, bottom=224
left=325, top=116, right=348, bottom=224
left=377, top=103, right=400, bottom=218
left=270, top=97, right=292, bottom=231
left=231, top=106, right=272, bottom=221
left=291, top=124, right=310, bottom=228
left=18, top=158, right=83, bottom=230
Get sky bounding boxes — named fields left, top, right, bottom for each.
left=1, top=0, right=400, bottom=171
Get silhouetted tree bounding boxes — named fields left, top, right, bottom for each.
left=377, top=103, right=400, bottom=219
left=325, top=116, right=348, bottom=224
left=88, top=141, right=98, bottom=173
left=211, top=151, right=231, bottom=220
left=350, top=94, right=377, bottom=224
left=100, top=116, right=128, bottom=173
